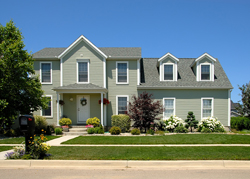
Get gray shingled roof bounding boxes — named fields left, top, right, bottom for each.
left=139, top=58, right=233, bottom=89
left=33, top=47, right=141, bottom=58
left=53, top=83, right=107, bottom=91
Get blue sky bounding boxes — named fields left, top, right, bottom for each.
left=1, top=0, right=249, bottom=102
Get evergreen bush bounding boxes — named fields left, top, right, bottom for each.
left=86, top=117, right=100, bottom=127
left=55, top=128, right=62, bottom=135
left=231, top=117, right=250, bottom=130
left=109, top=126, right=121, bottom=135
left=174, top=126, right=189, bottom=133
left=34, top=115, right=48, bottom=134
left=185, top=111, right=198, bottom=132
left=131, top=128, right=140, bottom=135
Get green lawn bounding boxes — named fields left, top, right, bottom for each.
left=62, top=134, right=250, bottom=144
left=0, top=146, right=13, bottom=152
left=49, top=146, right=250, bottom=160
left=0, top=135, right=60, bottom=144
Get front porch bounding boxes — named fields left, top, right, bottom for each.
left=53, top=83, right=108, bottom=126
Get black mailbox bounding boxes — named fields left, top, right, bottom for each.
left=19, top=115, right=35, bottom=153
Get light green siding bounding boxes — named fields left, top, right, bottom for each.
left=162, top=57, right=175, bottom=64
left=106, top=60, right=138, bottom=126
left=138, top=89, right=229, bottom=126
left=62, top=41, right=104, bottom=87
left=199, top=57, right=212, bottom=64
left=33, top=60, right=60, bottom=124
left=63, top=93, right=101, bottom=125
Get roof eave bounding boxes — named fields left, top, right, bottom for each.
left=107, top=56, right=141, bottom=60
left=52, top=88, right=108, bottom=93
left=137, top=86, right=233, bottom=90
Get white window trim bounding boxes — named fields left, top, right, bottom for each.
left=40, top=95, right=53, bottom=118
left=200, top=63, right=212, bottom=81
left=40, top=62, right=52, bottom=84
left=76, top=59, right=90, bottom=84
left=201, top=97, right=214, bottom=119
left=162, top=63, right=174, bottom=81
left=116, top=61, right=129, bottom=84
left=116, top=95, right=129, bottom=115
left=163, top=97, right=176, bottom=119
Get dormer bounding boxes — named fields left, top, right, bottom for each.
left=157, top=53, right=179, bottom=81
left=191, top=53, right=216, bottom=82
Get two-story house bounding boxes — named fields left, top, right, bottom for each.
left=33, top=35, right=233, bottom=129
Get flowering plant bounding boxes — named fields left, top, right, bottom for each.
left=98, top=98, right=110, bottom=105
left=85, top=125, right=94, bottom=128
left=61, top=126, right=69, bottom=128
left=28, top=131, right=51, bottom=159
left=164, top=115, right=185, bottom=132
left=5, top=144, right=25, bottom=159
left=198, top=117, right=225, bottom=132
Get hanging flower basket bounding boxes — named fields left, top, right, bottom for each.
left=98, top=98, right=110, bottom=105
left=56, top=100, right=65, bottom=106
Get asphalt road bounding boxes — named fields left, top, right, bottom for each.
left=0, top=168, right=250, bottom=179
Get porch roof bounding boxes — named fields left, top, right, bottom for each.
left=52, top=83, right=108, bottom=93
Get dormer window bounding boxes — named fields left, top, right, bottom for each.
left=164, top=64, right=173, bottom=81
left=201, top=64, right=210, bottom=81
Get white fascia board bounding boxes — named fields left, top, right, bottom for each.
left=196, top=53, right=216, bottom=63
left=137, top=86, right=233, bottom=90
left=52, top=89, right=108, bottom=93
left=58, top=35, right=107, bottom=59
left=158, top=52, right=179, bottom=64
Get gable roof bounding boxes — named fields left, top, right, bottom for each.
left=139, top=58, right=233, bottom=89
left=190, top=53, right=217, bottom=67
left=158, top=52, right=179, bottom=64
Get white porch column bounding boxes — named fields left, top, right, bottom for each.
left=56, top=92, right=60, bottom=126
left=101, top=92, right=104, bottom=125
left=104, top=93, right=107, bottom=126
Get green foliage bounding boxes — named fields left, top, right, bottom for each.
left=165, top=115, right=185, bottom=132
left=174, top=126, right=189, bottom=133
left=55, top=128, right=62, bottom=135
left=98, top=125, right=104, bottom=134
left=236, top=83, right=250, bottom=117
left=86, top=117, right=100, bottom=127
left=5, top=145, right=25, bottom=159
left=231, top=116, right=250, bottom=130
left=155, top=130, right=165, bottom=135
left=128, top=92, right=163, bottom=132
left=184, top=111, right=198, bottom=132
left=111, top=114, right=130, bottom=133
left=34, top=115, right=48, bottom=134
left=109, top=126, right=121, bottom=135
left=46, top=124, right=55, bottom=135
left=59, top=118, right=72, bottom=126
left=87, top=128, right=95, bottom=134
left=201, top=128, right=212, bottom=133
left=154, top=119, right=166, bottom=131
left=0, top=20, right=49, bottom=132
left=94, top=127, right=100, bottom=134
left=198, top=117, right=225, bottom=132
left=131, top=128, right=140, bottom=135
left=3, top=129, right=16, bottom=137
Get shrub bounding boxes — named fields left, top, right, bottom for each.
left=231, top=117, right=250, bottom=130
left=111, top=114, right=130, bottom=133
left=198, top=117, right=225, bottom=132
left=155, top=130, right=165, bottom=135
left=154, top=119, right=166, bottom=131
left=55, top=128, right=62, bottom=135
left=46, top=124, right=55, bottom=135
left=5, top=145, right=25, bottom=159
left=34, top=115, right=48, bottom=134
left=185, top=111, right=198, bottom=132
left=59, top=118, right=72, bottom=126
left=131, top=128, right=140, bottom=135
left=109, top=126, right=121, bottom=135
left=86, top=117, right=100, bottom=127
left=94, top=127, right=100, bottom=134
left=87, top=128, right=95, bottom=134
left=164, top=115, right=185, bottom=132
left=174, top=126, right=189, bottom=133
left=201, top=128, right=212, bottom=133
left=98, top=125, right=104, bottom=134
left=4, top=129, right=16, bottom=137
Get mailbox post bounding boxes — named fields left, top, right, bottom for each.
left=19, top=115, right=35, bottom=153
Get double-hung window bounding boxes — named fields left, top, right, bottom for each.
left=201, top=64, right=210, bottom=81
left=77, top=60, right=89, bottom=83
left=40, top=62, right=52, bottom=84
left=117, top=96, right=128, bottom=114
left=202, top=98, right=213, bottom=118
left=164, top=64, right=173, bottom=81
left=116, top=62, right=128, bottom=84
left=163, top=98, right=175, bottom=119
left=42, top=96, right=52, bottom=117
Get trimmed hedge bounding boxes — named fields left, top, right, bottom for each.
left=231, top=117, right=250, bottom=130
left=111, top=114, right=130, bottom=133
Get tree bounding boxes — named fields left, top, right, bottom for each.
left=236, top=82, right=250, bottom=118
left=128, top=91, right=163, bottom=132
left=184, top=111, right=198, bottom=132
left=0, top=20, right=49, bottom=132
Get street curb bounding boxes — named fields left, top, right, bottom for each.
left=1, top=160, right=250, bottom=169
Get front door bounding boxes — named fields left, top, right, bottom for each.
left=77, top=95, right=90, bottom=124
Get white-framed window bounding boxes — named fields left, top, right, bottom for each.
left=201, top=98, right=213, bottom=118
left=200, top=64, right=211, bottom=81
left=40, top=62, right=52, bottom=84
left=116, top=61, right=129, bottom=84
left=77, top=60, right=89, bottom=83
left=163, top=64, right=174, bottom=81
left=163, top=98, right=175, bottom=119
left=116, top=95, right=129, bottom=114
left=41, top=95, right=53, bottom=118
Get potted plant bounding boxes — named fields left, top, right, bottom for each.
left=98, top=98, right=110, bottom=105
left=59, top=118, right=72, bottom=132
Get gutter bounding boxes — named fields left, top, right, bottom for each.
left=137, top=86, right=234, bottom=90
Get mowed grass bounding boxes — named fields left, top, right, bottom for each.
left=0, top=146, right=13, bottom=152
left=0, top=135, right=60, bottom=144
left=49, top=146, right=250, bottom=160
left=62, top=134, right=250, bottom=144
